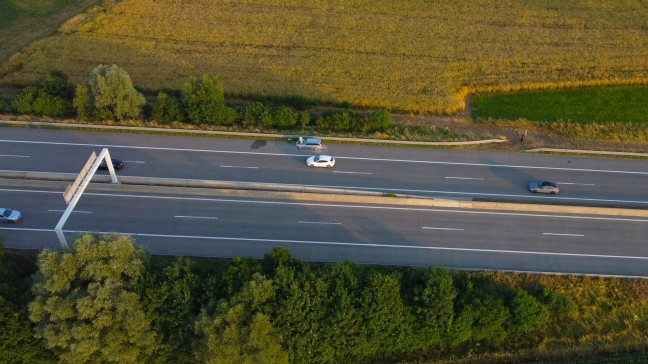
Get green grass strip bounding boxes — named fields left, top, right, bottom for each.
left=472, top=85, right=648, bottom=124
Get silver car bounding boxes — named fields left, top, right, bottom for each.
left=0, top=208, right=22, bottom=222
left=528, top=181, right=560, bottom=194
left=296, top=137, right=323, bottom=150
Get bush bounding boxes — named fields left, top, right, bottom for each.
left=240, top=101, right=272, bottom=127
left=183, top=75, right=237, bottom=125
left=272, top=106, right=299, bottom=128
left=366, top=109, right=392, bottom=131
left=0, top=98, right=9, bottom=113
left=73, top=84, right=92, bottom=120
left=11, top=86, right=38, bottom=114
left=152, top=92, right=184, bottom=123
left=35, top=69, right=74, bottom=100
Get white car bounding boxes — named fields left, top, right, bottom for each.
left=0, top=208, right=22, bottom=222
left=306, top=155, right=335, bottom=168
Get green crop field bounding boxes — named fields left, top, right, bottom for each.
left=0, top=0, right=647, bottom=114
left=472, top=86, right=648, bottom=124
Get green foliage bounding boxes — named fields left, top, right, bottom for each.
left=29, top=234, right=158, bottom=363
left=82, top=64, right=146, bottom=120
left=35, top=69, right=74, bottom=99
left=272, top=106, right=299, bottom=128
left=152, top=91, right=184, bottom=123
left=357, top=272, right=410, bottom=358
left=2, top=240, right=645, bottom=363
left=0, top=98, right=10, bottom=112
left=195, top=273, right=288, bottom=364
left=318, top=109, right=357, bottom=131
left=271, top=265, right=330, bottom=363
left=10, top=86, right=38, bottom=114
left=240, top=101, right=272, bottom=127
left=365, top=109, right=392, bottom=131
left=262, top=247, right=295, bottom=276
left=10, top=70, right=74, bottom=116
left=73, top=83, right=92, bottom=120
left=472, top=85, right=648, bottom=124
left=0, top=240, right=53, bottom=362
left=183, top=75, right=237, bottom=125
left=408, top=267, right=457, bottom=350
left=320, top=261, right=364, bottom=362
left=140, top=257, right=200, bottom=363
left=508, top=289, right=549, bottom=335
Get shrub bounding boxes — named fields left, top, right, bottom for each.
left=35, top=69, right=74, bottom=100
left=272, top=106, right=299, bottom=128
left=183, top=75, right=237, bottom=125
left=32, top=91, right=67, bottom=116
left=11, top=86, right=38, bottom=114
left=366, top=109, right=392, bottom=131
left=240, top=101, right=272, bottom=127
left=0, top=98, right=9, bottom=113
left=73, top=84, right=92, bottom=120
left=152, top=92, right=184, bottom=123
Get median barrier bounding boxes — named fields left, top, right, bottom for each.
left=1, top=171, right=647, bottom=217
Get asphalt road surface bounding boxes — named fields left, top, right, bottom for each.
left=1, top=128, right=647, bottom=206
left=1, top=181, right=647, bottom=277
left=1, top=128, right=647, bottom=276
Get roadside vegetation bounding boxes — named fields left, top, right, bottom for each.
left=1, top=0, right=647, bottom=115
left=472, top=85, right=648, bottom=143
left=2, top=236, right=648, bottom=363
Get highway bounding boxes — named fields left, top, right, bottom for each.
left=1, top=128, right=647, bottom=206
left=1, top=127, right=648, bottom=276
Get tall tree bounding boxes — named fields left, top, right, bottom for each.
left=29, top=233, right=158, bottom=363
left=357, top=272, right=410, bottom=359
left=194, top=273, right=287, bottom=364
left=183, top=75, right=237, bottom=125
left=409, top=267, right=457, bottom=350
left=140, top=257, right=200, bottom=363
left=78, top=64, right=145, bottom=120
left=0, top=239, right=53, bottom=362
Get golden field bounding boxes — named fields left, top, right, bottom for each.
left=1, top=0, right=647, bottom=114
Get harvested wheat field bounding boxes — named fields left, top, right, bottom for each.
left=1, top=0, right=647, bottom=114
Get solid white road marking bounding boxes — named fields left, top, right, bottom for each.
left=48, top=209, right=92, bottom=213
left=298, top=221, right=342, bottom=225
left=445, top=177, right=484, bottom=180
left=333, top=171, right=372, bottom=175
left=174, top=215, right=219, bottom=220
left=220, top=165, right=259, bottom=169
left=1, top=228, right=639, bottom=261
left=0, top=154, right=30, bottom=158
left=124, top=160, right=146, bottom=164
left=422, top=227, right=464, bottom=231
left=557, top=182, right=595, bottom=186
left=543, top=233, right=585, bottom=237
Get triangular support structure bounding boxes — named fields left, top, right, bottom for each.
left=55, top=148, right=119, bottom=248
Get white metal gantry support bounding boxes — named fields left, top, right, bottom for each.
left=55, top=148, right=119, bottom=248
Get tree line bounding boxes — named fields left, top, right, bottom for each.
left=0, top=65, right=392, bottom=133
left=0, top=234, right=578, bottom=363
